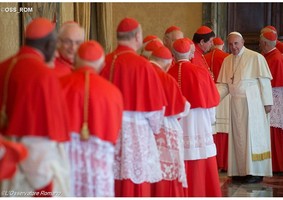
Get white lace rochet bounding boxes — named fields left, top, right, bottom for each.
left=154, top=117, right=188, bottom=187
left=270, top=87, right=283, bottom=129
left=68, top=133, right=115, bottom=197
left=114, top=110, right=164, bottom=184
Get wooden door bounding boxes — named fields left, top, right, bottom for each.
left=227, top=3, right=283, bottom=52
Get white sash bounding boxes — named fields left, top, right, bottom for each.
left=246, top=85, right=271, bottom=158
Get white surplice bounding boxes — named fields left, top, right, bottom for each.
left=154, top=101, right=190, bottom=187
left=67, top=133, right=115, bottom=197
left=270, top=87, right=283, bottom=129
left=114, top=110, right=164, bottom=184
left=180, top=107, right=217, bottom=160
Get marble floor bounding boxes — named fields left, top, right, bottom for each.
left=219, top=172, right=283, bottom=197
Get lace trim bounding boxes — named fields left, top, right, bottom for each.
left=114, top=111, right=163, bottom=184
left=270, top=87, right=283, bottom=129
left=69, top=133, right=115, bottom=197
left=154, top=118, right=187, bottom=187
left=183, top=133, right=216, bottom=160
left=180, top=108, right=217, bottom=160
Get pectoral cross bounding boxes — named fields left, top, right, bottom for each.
left=231, top=54, right=243, bottom=84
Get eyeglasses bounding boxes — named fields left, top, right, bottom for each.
left=59, top=38, right=83, bottom=47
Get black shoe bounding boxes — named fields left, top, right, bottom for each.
left=244, top=175, right=263, bottom=184
left=231, top=176, right=246, bottom=183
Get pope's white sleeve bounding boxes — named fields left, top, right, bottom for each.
left=259, top=77, right=273, bottom=106
left=217, top=83, right=229, bottom=102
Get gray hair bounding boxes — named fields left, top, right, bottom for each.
left=75, top=53, right=105, bottom=70
left=117, top=26, right=140, bottom=41
left=58, top=23, right=85, bottom=39
left=172, top=49, right=190, bottom=60
left=150, top=55, right=172, bottom=64
left=260, top=34, right=276, bottom=47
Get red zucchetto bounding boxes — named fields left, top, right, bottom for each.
left=262, top=31, right=277, bottom=42
left=173, top=38, right=191, bottom=53
left=264, top=25, right=277, bottom=32
left=183, top=37, right=194, bottom=45
left=165, top=25, right=181, bottom=34
left=25, top=18, right=55, bottom=39
left=77, top=41, right=104, bottom=62
left=144, top=40, right=163, bottom=52
left=213, top=37, right=224, bottom=45
left=195, top=26, right=213, bottom=35
left=117, top=17, right=139, bottom=32
left=261, top=25, right=278, bottom=35
left=152, top=46, right=172, bottom=59
left=143, top=35, right=158, bottom=43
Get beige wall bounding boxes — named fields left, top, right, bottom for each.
left=60, top=3, right=74, bottom=26
left=112, top=3, right=202, bottom=49
left=0, top=2, right=203, bottom=61
left=0, top=2, right=74, bottom=61
left=0, top=3, right=20, bottom=61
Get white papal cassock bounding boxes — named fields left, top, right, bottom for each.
left=217, top=47, right=273, bottom=177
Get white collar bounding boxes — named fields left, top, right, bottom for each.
left=177, top=59, right=190, bottom=62
left=266, top=47, right=276, bottom=54
left=234, top=46, right=245, bottom=57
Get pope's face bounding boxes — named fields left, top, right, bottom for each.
left=228, top=35, right=244, bottom=55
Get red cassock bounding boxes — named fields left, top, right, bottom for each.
left=276, top=40, right=283, bottom=54
left=101, top=45, right=167, bottom=112
left=60, top=66, right=123, bottom=143
left=152, top=64, right=186, bottom=117
left=191, top=44, right=210, bottom=69
left=100, top=45, right=167, bottom=197
left=0, top=46, right=70, bottom=196
left=60, top=66, right=123, bottom=196
left=0, top=46, right=69, bottom=142
left=168, top=56, right=176, bottom=70
left=205, top=48, right=230, bottom=171
left=150, top=63, right=187, bottom=197
left=191, top=44, right=215, bottom=81
left=53, top=53, right=73, bottom=78
left=264, top=48, right=283, bottom=88
left=168, top=60, right=221, bottom=197
left=264, top=48, right=283, bottom=172
left=168, top=60, right=219, bottom=109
